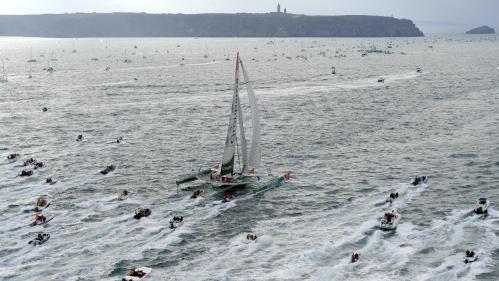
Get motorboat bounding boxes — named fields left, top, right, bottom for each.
left=464, top=250, right=478, bottom=263
left=122, top=267, right=152, bottom=281
left=380, top=211, right=401, bottom=230
left=474, top=198, right=489, bottom=214
left=411, top=175, right=428, bottom=186
left=377, top=77, right=385, bottom=83
left=386, top=192, right=399, bottom=203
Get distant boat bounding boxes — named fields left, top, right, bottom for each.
left=50, top=52, right=58, bottom=62
left=91, top=57, right=99, bottom=61
left=123, top=50, right=132, bottom=63
left=27, top=47, right=37, bottom=63
left=0, top=59, right=8, bottom=82
left=416, top=67, right=422, bottom=73
left=377, top=77, right=385, bottom=83
left=203, top=42, right=209, bottom=58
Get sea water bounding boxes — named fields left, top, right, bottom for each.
left=0, top=35, right=498, bottom=280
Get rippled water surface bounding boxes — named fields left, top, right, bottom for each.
left=1, top=36, right=499, bottom=281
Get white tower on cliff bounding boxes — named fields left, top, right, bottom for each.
left=277, top=3, right=281, bottom=13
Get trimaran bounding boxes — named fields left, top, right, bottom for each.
left=176, top=53, right=290, bottom=192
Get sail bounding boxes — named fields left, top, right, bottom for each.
left=220, top=54, right=241, bottom=175
left=240, top=59, right=261, bottom=168
left=236, top=83, right=249, bottom=174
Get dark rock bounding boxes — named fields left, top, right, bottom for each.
left=466, top=25, right=495, bottom=34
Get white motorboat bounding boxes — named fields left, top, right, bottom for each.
left=474, top=198, right=489, bottom=214
left=122, top=267, right=152, bottom=281
left=380, top=211, right=401, bottom=230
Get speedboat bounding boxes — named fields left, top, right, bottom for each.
left=377, top=77, right=385, bottom=83
left=118, top=191, right=129, bottom=200
left=464, top=250, right=478, bottom=263
left=29, top=233, right=50, bottom=245
left=169, top=217, right=184, bottom=229
left=133, top=208, right=151, bottom=219
left=416, top=67, right=422, bottom=73
left=380, top=211, right=401, bottom=230
left=474, top=198, right=489, bottom=214
left=411, top=175, right=428, bottom=186
left=386, top=192, right=399, bottom=203
left=100, top=165, right=116, bottom=175
left=7, top=153, right=20, bottom=163
left=122, top=267, right=152, bottom=281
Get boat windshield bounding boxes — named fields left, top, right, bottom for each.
left=479, top=198, right=487, bottom=204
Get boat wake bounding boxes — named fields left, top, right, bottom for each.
left=337, top=71, right=422, bottom=90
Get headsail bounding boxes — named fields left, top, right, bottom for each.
left=240, top=59, right=261, bottom=168
left=220, top=53, right=241, bottom=175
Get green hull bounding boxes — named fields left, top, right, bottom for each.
left=175, top=168, right=212, bottom=186
left=254, top=175, right=285, bottom=192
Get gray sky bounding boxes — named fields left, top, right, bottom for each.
left=0, top=0, right=497, bottom=33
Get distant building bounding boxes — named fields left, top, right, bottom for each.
left=277, top=3, right=281, bottom=13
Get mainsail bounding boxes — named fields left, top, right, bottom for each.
left=220, top=54, right=241, bottom=175
left=240, top=59, right=261, bottom=168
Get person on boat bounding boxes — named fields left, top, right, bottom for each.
left=121, top=190, right=129, bottom=196
left=191, top=189, right=203, bottom=199
left=246, top=233, right=257, bottom=241
left=46, top=177, right=53, bottom=184
left=412, top=176, right=421, bottom=186
left=23, top=158, right=35, bottom=166
left=34, top=212, right=46, bottom=223
left=34, top=162, right=44, bottom=169
left=37, top=198, right=47, bottom=207
left=222, top=194, right=234, bottom=203
left=36, top=233, right=44, bottom=241
left=117, top=136, right=123, bottom=143
left=76, top=134, right=83, bottom=141
left=466, top=250, right=475, bottom=258
left=351, top=252, right=360, bottom=263
left=128, top=269, right=145, bottom=278
left=384, top=212, right=394, bottom=223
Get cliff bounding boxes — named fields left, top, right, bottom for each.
left=0, top=13, right=424, bottom=37
left=466, top=25, right=495, bottom=34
